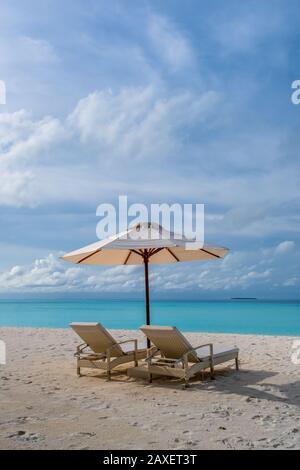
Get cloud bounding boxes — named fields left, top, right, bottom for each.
left=0, top=110, right=67, bottom=206
left=147, top=14, right=195, bottom=70
left=0, top=254, right=140, bottom=293
left=283, top=277, right=298, bottom=287
left=1, top=84, right=299, bottom=244
left=274, top=240, right=295, bottom=255
left=0, top=0, right=299, bottom=299
left=0, top=110, right=66, bottom=162
left=0, top=242, right=298, bottom=295
left=206, top=206, right=300, bottom=238
left=0, top=168, right=33, bottom=207
left=68, top=86, right=220, bottom=160
left=0, top=85, right=222, bottom=206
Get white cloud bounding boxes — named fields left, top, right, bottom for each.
left=0, top=110, right=66, bottom=162
left=147, top=14, right=195, bottom=70
left=0, top=110, right=67, bottom=206
left=1, top=84, right=300, bottom=244
left=283, top=277, right=298, bottom=287
left=0, top=0, right=298, bottom=299
left=0, top=85, right=222, bottom=206
left=274, top=241, right=295, bottom=255
left=68, top=86, right=220, bottom=160
left=0, top=254, right=140, bottom=293
left=0, top=168, right=34, bottom=206
left=148, top=243, right=300, bottom=293
left=0, top=243, right=298, bottom=295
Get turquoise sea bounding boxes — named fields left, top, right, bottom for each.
left=0, top=300, right=299, bottom=336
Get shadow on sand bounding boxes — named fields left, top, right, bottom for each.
left=129, top=367, right=300, bottom=407
left=81, top=364, right=300, bottom=408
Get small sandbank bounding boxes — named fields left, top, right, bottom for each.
left=0, top=327, right=299, bottom=450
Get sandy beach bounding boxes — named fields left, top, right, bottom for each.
left=0, top=327, right=299, bottom=450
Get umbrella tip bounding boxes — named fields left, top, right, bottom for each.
left=133, top=221, right=160, bottom=231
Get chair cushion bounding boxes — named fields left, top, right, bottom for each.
left=198, top=346, right=239, bottom=362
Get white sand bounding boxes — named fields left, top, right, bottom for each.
left=0, top=327, right=299, bottom=450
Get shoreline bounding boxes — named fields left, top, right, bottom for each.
left=0, top=325, right=299, bottom=338
left=1, top=298, right=300, bottom=301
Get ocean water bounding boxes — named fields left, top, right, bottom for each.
left=0, top=300, right=299, bottom=336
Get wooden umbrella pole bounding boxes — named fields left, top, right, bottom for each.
left=143, top=251, right=151, bottom=348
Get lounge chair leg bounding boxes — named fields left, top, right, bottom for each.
left=183, top=377, right=190, bottom=389
left=149, top=372, right=152, bottom=383
left=76, top=360, right=81, bottom=377
left=210, top=366, right=215, bottom=380
left=235, top=357, right=239, bottom=370
left=106, top=350, right=112, bottom=381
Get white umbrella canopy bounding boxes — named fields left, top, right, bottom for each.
left=61, top=222, right=229, bottom=338
left=61, top=222, right=228, bottom=265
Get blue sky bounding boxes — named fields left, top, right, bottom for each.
left=0, top=0, right=299, bottom=299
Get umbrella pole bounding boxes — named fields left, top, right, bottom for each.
left=144, top=254, right=151, bottom=348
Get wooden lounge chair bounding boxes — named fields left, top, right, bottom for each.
left=140, top=325, right=239, bottom=388
left=70, top=322, right=147, bottom=380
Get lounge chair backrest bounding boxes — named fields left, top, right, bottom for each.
left=70, top=322, right=124, bottom=357
left=140, top=325, right=199, bottom=363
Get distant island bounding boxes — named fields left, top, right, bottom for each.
left=231, top=297, right=258, bottom=300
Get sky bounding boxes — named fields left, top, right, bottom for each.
left=0, top=0, right=300, bottom=299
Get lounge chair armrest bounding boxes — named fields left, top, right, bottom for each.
left=145, top=347, right=160, bottom=363
left=194, top=343, right=214, bottom=353
left=75, top=342, right=89, bottom=357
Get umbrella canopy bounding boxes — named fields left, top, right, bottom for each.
left=61, top=222, right=228, bottom=265
left=61, top=222, right=229, bottom=340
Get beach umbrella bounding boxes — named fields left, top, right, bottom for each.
left=61, top=222, right=228, bottom=344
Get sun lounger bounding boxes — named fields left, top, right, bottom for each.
left=70, top=322, right=147, bottom=380
left=140, top=325, right=239, bottom=387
